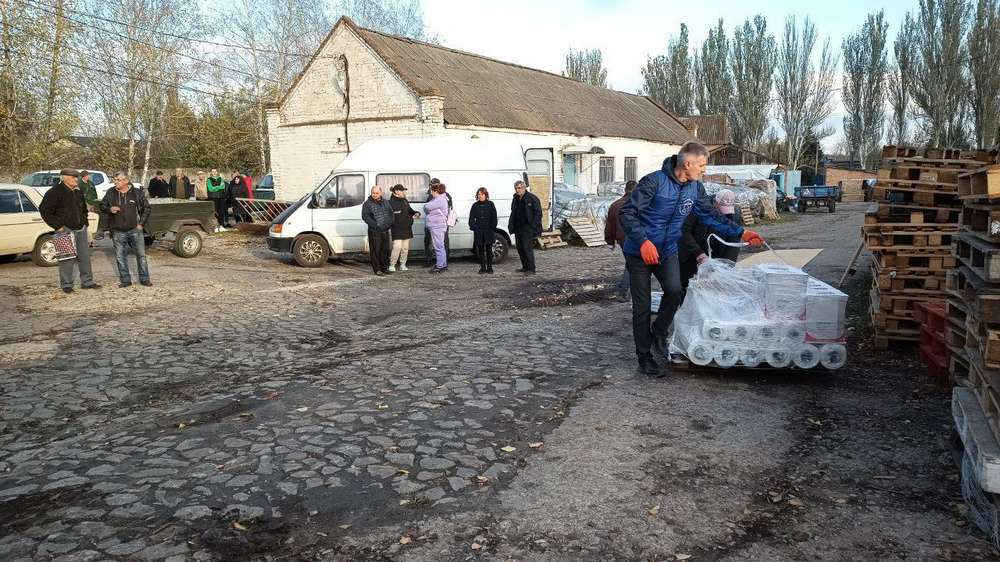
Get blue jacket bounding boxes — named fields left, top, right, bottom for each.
left=620, top=155, right=744, bottom=258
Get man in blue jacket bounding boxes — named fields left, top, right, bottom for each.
left=619, top=142, right=764, bottom=377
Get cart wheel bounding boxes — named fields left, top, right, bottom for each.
left=828, top=200, right=836, bottom=213
left=173, top=229, right=203, bottom=257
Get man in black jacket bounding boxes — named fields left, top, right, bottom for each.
left=388, top=184, right=420, bottom=271
left=508, top=180, right=542, bottom=274
left=361, top=186, right=394, bottom=276
left=38, top=169, right=102, bottom=293
left=147, top=171, right=170, bottom=198
left=100, top=172, right=152, bottom=288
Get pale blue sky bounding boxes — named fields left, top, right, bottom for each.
left=420, top=0, right=915, bottom=149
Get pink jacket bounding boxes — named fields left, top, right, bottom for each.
left=424, top=195, right=449, bottom=230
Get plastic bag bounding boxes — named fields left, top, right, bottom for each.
left=668, top=258, right=847, bottom=370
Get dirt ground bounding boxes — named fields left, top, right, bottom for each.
left=0, top=202, right=996, bottom=561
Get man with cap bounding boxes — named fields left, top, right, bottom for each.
left=39, top=169, right=102, bottom=293
left=388, top=183, right=420, bottom=271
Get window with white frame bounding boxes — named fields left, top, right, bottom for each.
left=599, top=157, right=615, bottom=184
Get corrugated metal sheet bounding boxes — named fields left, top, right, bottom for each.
left=355, top=26, right=693, bottom=144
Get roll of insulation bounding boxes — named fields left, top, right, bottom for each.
left=782, top=324, right=806, bottom=344
left=714, top=345, right=739, bottom=368
left=757, top=324, right=779, bottom=342
left=703, top=321, right=730, bottom=342
left=766, top=349, right=792, bottom=368
left=688, top=340, right=715, bottom=366
left=819, top=344, right=848, bottom=370
left=740, top=347, right=764, bottom=368
left=792, top=344, right=821, bottom=369
left=731, top=324, right=752, bottom=340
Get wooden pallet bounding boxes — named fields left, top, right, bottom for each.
left=967, top=309, right=1000, bottom=370
left=563, top=217, right=605, bottom=247
left=864, top=230, right=954, bottom=249
left=967, top=347, right=1000, bottom=438
left=873, top=186, right=962, bottom=207
left=952, top=266, right=1000, bottom=319
left=885, top=167, right=960, bottom=186
left=870, top=283, right=943, bottom=317
left=874, top=273, right=944, bottom=292
left=536, top=231, right=567, bottom=249
left=741, top=207, right=755, bottom=226
left=958, top=165, right=1000, bottom=200
left=954, top=233, right=1000, bottom=283
left=961, top=204, right=1000, bottom=243
left=873, top=330, right=920, bottom=349
left=873, top=251, right=957, bottom=271
left=871, top=308, right=922, bottom=333
left=886, top=157, right=991, bottom=171
left=951, top=346, right=971, bottom=385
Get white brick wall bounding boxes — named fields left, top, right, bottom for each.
left=268, top=24, right=683, bottom=201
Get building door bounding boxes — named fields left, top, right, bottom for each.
left=563, top=154, right=576, bottom=187
left=526, top=148, right=554, bottom=230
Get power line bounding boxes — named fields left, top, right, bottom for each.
left=21, top=0, right=328, bottom=60
left=19, top=0, right=281, bottom=84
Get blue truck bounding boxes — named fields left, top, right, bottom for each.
left=792, top=185, right=841, bottom=213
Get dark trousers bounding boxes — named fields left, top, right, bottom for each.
left=475, top=243, right=494, bottom=270
left=514, top=226, right=536, bottom=272
left=212, top=197, right=229, bottom=227
left=626, top=252, right=683, bottom=357
left=368, top=228, right=391, bottom=273
left=424, top=226, right=449, bottom=265
left=680, top=257, right=698, bottom=290
left=111, top=228, right=150, bottom=284
left=617, top=248, right=630, bottom=294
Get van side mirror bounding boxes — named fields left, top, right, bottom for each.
left=311, top=192, right=321, bottom=208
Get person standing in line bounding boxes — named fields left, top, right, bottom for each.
left=388, top=184, right=420, bottom=272
left=469, top=187, right=498, bottom=274
left=619, top=142, right=763, bottom=377
left=508, top=180, right=542, bottom=274
left=169, top=168, right=192, bottom=199
left=242, top=171, right=254, bottom=200
left=38, top=169, right=102, bottom=294
left=207, top=168, right=228, bottom=230
left=424, top=183, right=450, bottom=273
left=604, top=180, right=636, bottom=295
left=148, top=171, right=170, bottom=198
left=229, top=172, right=246, bottom=222
left=79, top=170, right=107, bottom=242
left=100, top=172, right=152, bottom=288
left=361, top=186, right=394, bottom=276
left=423, top=178, right=452, bottom=267
left=194, top=170, right=209, bottom=200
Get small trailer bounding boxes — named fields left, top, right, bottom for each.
left=145, top=199, right=216, bottom=257
left=792, top=185, right=841, bottom=213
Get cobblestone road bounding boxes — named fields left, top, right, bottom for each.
left=1, top=209, right=995, bottom=561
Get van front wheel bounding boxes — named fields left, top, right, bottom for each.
left=491, top=234, right=509, bottom=264
left=293, top=234, right=330, bottom=267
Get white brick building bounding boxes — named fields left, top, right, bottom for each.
left=267, top=17, right=694, bottom=202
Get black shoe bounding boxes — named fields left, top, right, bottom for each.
left=82, top=283, right=101, bottom=290
left=429, top=267, right=442, bottom=274
left=375, top=271, right=384, bottom=276
left=140, top=280, right=153, bottom=287
left=486, top=267, right=494, bottom=274
left=515, top=268, right=526, bottom=273
left=638, top=355, right=662, bottom=377
left=652, top=335, right=669, bottom=358
left=119, top=282, right=132, bottom=288
left=524, top=269, right=536, bottom=275
left=61, top=287, right=73, bottom=294
left=478, top=267, right=486, bottom=274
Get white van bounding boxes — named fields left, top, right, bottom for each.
left=267, top=137, right=554, bottom=268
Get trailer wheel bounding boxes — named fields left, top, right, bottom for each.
left=293, top=234, right=329, bottom=268
left=828, top=199, right=836, bottom=213
left=173, top=229, right=203, bottom=257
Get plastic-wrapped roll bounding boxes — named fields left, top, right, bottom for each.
left=703, top=321, right=730, bottom=342
left=731, top=325, right=752, bottom=340
left=688, top=340, right=714, bottom=366
left=792, top=344, right=820, bottom=369
left=766, top=349, right=792, bottom=368
left=782, top=324, right=806, bottom=344
left=740, top=347, right=763, bottom=368
left=819, top=344, right=847, bottom=370
left=714, top=345, right=739, bottom=367
left=757, top=324, right=778, bottom=342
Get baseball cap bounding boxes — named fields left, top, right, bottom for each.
left=715, top=189, right=736, bottom=214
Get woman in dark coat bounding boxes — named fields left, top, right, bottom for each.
left=228, top=172, right=246, bottom=222
left=468, top=187, right=498, bottom=274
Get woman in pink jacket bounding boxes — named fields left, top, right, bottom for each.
left=424, top=184, right=450, bottom=273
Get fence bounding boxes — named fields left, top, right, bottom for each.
left=233, top=198, right=291, bottom=225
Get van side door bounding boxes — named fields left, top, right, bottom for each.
left=524, top=148, right=554, bottom=230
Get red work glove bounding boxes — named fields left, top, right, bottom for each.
left=741, top=229, right=764, bottom=247
left=639, top=240, right=660, bottom=265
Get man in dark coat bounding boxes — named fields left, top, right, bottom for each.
left=100, top=172, right=152, bottom=288
left=388, top=184, right=420, bottom=271
left=38, top=169, right=102, bottom=293
left=604, top=180, right=636, bottom=294
left=508, top=180, right=542, bottom=274
left=361, top=186, right=394, bottom=276
left=148, top=171, right=170, bottom=198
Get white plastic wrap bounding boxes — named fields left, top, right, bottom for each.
left=669, top=258, right=848, bottom=370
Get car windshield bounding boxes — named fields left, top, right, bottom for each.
left=20, top=173, right=59, bottom=187
left=259, top=175, right=273, bottom=189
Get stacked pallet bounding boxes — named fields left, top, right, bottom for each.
left=951, top=149, right=1000, bottom=549
left=839, top=179, right=866, bottom=202
left=866, top=145, right=992, bottom=350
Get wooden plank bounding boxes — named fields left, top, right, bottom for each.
left=958, top=165, right=1000, bottom=199
left=953, top=265, right=1000, bottom=320
left=952, top=386, right=1000, bottom=493
left=564, top=218, right=605, bottom=247
left=954, top=232, right=1000, bottom=283
left=961, top=203, right=1000, bottom=243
